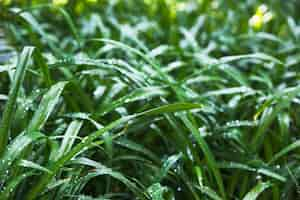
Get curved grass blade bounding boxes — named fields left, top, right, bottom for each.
left=56, top=7, right=81, bottom=46
left=0, top=46, right=34, bottom=155
left=219, top=162, right=286, bottom=182
left=22, top=4, right=80, bottom=45
left=32, top=49, right=52, bottom=87
left=25, top=103, right=201, bottom=200
left=220, top=64, right=249, bottom=86
left=156, top=153, right=181, bottom=182
left=0, top=172, right=34, bottom=199
left=55, top=120, right=83, bottom=161
left=242, top=181, right=271, bottom=200
left=269, top=140, right=300, bottom=164
left=100, top=36, right=230, bottom=198
left=181, top=114, right=226, bottom=199
left=195, top=185, right=223, bottom=200
left=63, top=112, right=101, bottom=129
left=0, top=131, right=44, bottom=180
left=251, top=86, right=300, bottom=152
left=27, top=81, right=68, bottom=132
left=99, top=86, right=168, bottom=115
left=115, top=138, right=160, bottom=163
left=218, top=53, right=283, bottom=65
left=72, top=157, right=145, bottom=199
left=239, top=32, right=284, bottom=45
left=88, top=39, right=174, bottom=84
left=195, top=166, right=223, bottom=200
left=19, top=160, right=52, bottom=174
left=138, top=103, right=202, bottom=117
left=203, top=86, right=254, bottom=97
left=87, top=41, right=223, bottom=198
left=12, top=10, right=61, bottom=55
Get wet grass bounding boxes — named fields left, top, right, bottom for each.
left=1, top=0, right=300, bottom=199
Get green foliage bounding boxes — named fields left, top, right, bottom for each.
left=1, top=0, right=300, bottom=199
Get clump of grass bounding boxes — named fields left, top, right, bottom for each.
left=1, top=0, right=300, bottom=199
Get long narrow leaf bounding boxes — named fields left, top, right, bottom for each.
left=0, top=46, right=34, bottom=155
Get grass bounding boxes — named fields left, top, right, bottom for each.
left=0, top=0, right=300, bottom=199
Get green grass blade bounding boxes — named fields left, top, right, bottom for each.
left=19, top=160, right=52, bottom=174
left=24, top=103, right=200, bottom=200
left=156, top=153, right=181, bottom=182
left=219, top=162, right=286, bottom=182
left=72, top=157, right=145, bottom=199
left=55, top=120, right=83, bottom=160
left=15, top=10, right=61, bottom=55
left=242, top=181, right=271, bottom=200
left=218, top=53, right=283, bottom=65
left=0, top=131, right=44, bottom=180
left=252, top=86, right=300, bottom=152
left=115, top=138, right=160, bottom=163
left=269, top=140, right=300, bottom=164
left=0, top=46, right=34, bottom=155
left=0, top=172, right=34, bottom=199
left=32, top=49, right=52, bottom=87
left=99, top=86, right=168, bottom=115
left=27, top=81, right=68, bottom=132
left=196, top=185, right=223, bottom=200
left=56, top=7, right=81, bottom=46
left=181, top=114, right=226, bottom=199
left=137, top=103, right=202, bottom=117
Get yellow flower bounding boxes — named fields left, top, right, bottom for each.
left=52, top=0, right=68, bottom=6
left=249, top=14, right=263, bottom=30
left=249, top=4, right=274, bottom=30
left=256, top=4, right=268, bottom=15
